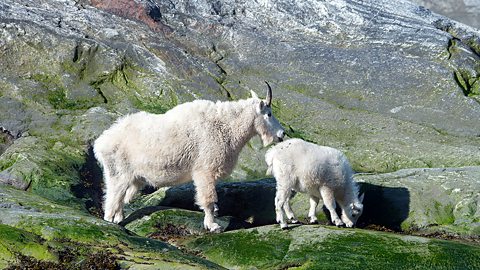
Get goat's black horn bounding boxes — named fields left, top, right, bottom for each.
left=265, top=81, right=272, bottom=106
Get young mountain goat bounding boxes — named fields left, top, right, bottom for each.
left=265, top=138, right=364, bottom=229
left=94, top=82, right=285, bottom=232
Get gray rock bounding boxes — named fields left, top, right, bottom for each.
left=357, top=166, right=480, bottom=239
left=410, top=0, right=480, bottom=29
left=0, top=171, right=28, bottom=190
left=1, top=0, right=480, bottom=180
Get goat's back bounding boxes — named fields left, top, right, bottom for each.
left=267, top=138, right=352, bottom=187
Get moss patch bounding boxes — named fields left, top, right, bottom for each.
left=126, top=209, right=208, bottom=238
left=454, top=69, right=480, bottom=97
left=17, top=217, right=114, bottom=244
left=285, top=230, right=480, bottom=270
left=181, top=225, right=480, bottom=270
left=125, top=208, right=236, bottom=241
left=0, top=224, right=56, bottom=265
left=0, top=185, right=224, bottom=269
left=184, top=229, right=291, bottom=269
left=30, top=73, right=99, bottom=110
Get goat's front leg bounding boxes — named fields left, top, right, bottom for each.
left=338, top=201, right=354, bottom=228
left=320, top=186, right=344, bottom=227
left=193, top=172, right=222, bottom=232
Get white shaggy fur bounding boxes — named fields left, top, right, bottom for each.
left=94, top=86, right=284, bottom=232
left=265, top=138, right=364, bottom=229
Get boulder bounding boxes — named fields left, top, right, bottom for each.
left=357, top=167, right=480, bottom=240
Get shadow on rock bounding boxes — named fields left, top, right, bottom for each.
left=123, top=179, right=411, bottom=233
left=123, top=178, right=278, bottom=230
left=356, top=183, right=410, bottom=232
left=164, top=179, right=278, bottom=226
left=71, top=145, right=105, bottom=218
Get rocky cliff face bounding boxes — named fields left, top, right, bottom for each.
left=410, top=0, right=480, bottom=30
left=0, top=0, right=479, bottom=269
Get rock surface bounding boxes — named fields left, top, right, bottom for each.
left=357, top=167, right=480, bottom=239
left=411, top=0, right=480, bottom=30
left=0, top=0, right=479, bottom=268
left=125, top=167, right=480, bottom=241
left=0, top=184, right=225, bottom=269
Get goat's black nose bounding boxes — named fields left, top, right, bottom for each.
left=277, top=130, right=285, bottom=142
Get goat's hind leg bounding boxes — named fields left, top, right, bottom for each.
left=275, top=188, right=290, bottom=229
left=103, top=174, right=130, bottom=224
left=283, top=193, right=299, bottom=224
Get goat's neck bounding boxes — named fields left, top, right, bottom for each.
left=226, top=103, right=257, bottom=150
left=343, top=180, right=359, bottom=203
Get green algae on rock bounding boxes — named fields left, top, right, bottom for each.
left=0, top=184, right=225, bottom=269
left=180, top=225, right=480, bottom=270
left=124, top=208, right=236, bottom=239
left=0, top=224, right=56, bottom=269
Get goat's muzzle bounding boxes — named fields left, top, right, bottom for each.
left=277, top=130, right=285, bottom=142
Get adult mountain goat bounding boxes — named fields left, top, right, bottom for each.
left=265, top=138, right=364, bottom=229
left=94, top=82, right=285, bottom=232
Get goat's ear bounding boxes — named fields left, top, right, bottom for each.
left=258, top=100, right=266, bottom=113
left=250, top=90, right=259, bottom=99
left=359, top=193, right=365, bottom=203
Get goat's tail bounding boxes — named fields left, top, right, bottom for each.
left=265, top=148, right=275, bottom=176
left=93, top=135, right=108, bottom=169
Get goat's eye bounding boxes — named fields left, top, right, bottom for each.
left=267, top=113, right=272, bottom=117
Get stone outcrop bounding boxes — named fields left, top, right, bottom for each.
left=0, top=0, right=479, bottom=268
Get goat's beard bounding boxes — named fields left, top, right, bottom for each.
left=260, top=133, right=274, bottom=147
